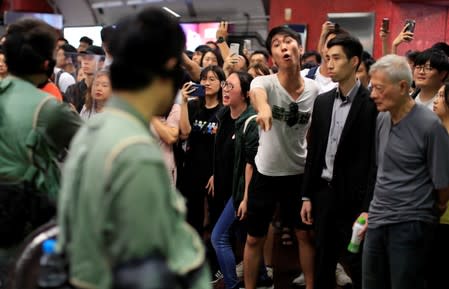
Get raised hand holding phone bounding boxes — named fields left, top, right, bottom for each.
left=230, top=43, right=240, bottom=56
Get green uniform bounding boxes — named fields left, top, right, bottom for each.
left=58, top=97, right=210, bottom=289
left=0, top=76, right=82, bottom=199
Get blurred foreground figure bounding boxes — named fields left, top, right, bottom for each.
left=57, top=8, right=210, bottom=289
left=0, top=18, right=81, bottom=288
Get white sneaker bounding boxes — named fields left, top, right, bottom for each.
left=236, top=261, right=243, bottom=278
left=265, top=266, right=273, bottom=279
left=235, top=262, right=272, bottom=280
left=335, top=263, right=352, bottom=287
left=292, top=272, right=305, bottom=286
left=211, top=270, right=223, bottom=284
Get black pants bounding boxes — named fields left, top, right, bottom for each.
left=313, top=180, right=362, bottom=289
left=0, top=183, right=55, bottom=248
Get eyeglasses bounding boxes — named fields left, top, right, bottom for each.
left=220, top=81, right=234, bottom=90
left=414, top=65, right=434, bottom=73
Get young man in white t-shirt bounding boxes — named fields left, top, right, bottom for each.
left=243, top=25, right=319, bottom=289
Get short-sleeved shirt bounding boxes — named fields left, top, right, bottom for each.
left=251, top=74, right=319, bottom=176
left=368, top=104, right=449, bottom=228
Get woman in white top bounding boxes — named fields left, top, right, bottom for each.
left=79, top=70, right=112, bottom=120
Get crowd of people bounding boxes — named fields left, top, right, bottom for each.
left=0, top=6, right=448, bottom=289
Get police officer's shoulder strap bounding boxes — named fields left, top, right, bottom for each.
left=103, top=108, right=155, bottom=186
left=103, top=135, right=154, bottom=184
left=27, top=95, right=54, bottom=168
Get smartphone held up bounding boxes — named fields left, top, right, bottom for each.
left=404, top=19, right=416, bottom=33
left=189, top=83, right=205, bottom=98
left=381, top=18, right=389, bottom=33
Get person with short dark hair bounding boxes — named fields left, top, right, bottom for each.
left=65, top=45, right=106, bottom=112
left=0, top=47, right=8, bottom=79
left=78, top=36, right=93, bottom=52
left=295, top=21, right=352, bottom=288
left=249, top=50, right=270, bottom=66
left=362, top=54, right=449, bottom=289
left=101, top=25, right=116, bottom=67
left=0, top=18, right=81, bottom=286
left=57, top=8, right=209, bottom=289
left=356, top=51, right=375, bottom=88
left=192, top=44, right=212, bottom=66
left=300, top=35, right=378, bottom=289
left=413, top=48, right=449, bottom=109
left=244, top=25, right=319, bottom=289
left=301, top=50, right=322, bottom=68
left=54, top=43, right=77, bottom=93
left=57, top=37, right=69, bottom=48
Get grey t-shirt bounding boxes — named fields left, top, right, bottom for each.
left=369, top=104, right=449, bottom=228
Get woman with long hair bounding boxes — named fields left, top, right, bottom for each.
left=79, top=70, right=111, bottom=120
left=429, top=82, right=449, bottom=289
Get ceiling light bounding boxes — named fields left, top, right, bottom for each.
left=162, top=6, right=180, bottom=18
left=91, top=1, right=123, bottom=9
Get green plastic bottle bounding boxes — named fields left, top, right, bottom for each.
left=348, top=216, right=366, bottom=253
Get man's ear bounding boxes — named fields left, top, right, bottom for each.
left=42, top=60, right=50, bottom=71
left=351, top=56, right=360, bottom=70
left=439, top=70, right=449, bottom=82
left=398, top=79, right=409, bottom=95
left=164, top=57, right=178, bottom=70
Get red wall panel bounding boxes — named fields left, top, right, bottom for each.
left=9, top=0, right=53, bottom=13
left=269, top=0, right=449, bottom=59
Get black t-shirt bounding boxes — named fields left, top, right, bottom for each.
left=182, top=100, right=221, bottom=190
left=213, top=111, right=236, bottom=201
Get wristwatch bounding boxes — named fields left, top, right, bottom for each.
left=216, top=36, right=225, bottom=44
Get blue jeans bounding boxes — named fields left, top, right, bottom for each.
left=211, top=198, right=240, bottom=289
left=362, top=221, right=435, bottom=289
left=211, top=197, right=268, bottom=289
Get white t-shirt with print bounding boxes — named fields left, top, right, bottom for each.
left=251, top=74, right=319, bottom=176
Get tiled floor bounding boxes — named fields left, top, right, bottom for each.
left=213, top=227, right=349, bottom=289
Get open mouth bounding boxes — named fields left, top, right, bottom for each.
left=283, top=54, right=291, bottom=60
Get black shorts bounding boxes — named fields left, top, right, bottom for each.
left=246, top=169, right=308, bottom=237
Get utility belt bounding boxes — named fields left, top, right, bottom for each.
left=0, top=182, right=56, bottom=248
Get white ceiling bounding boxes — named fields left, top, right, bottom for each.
left=54, top=0, right=268, bottom=27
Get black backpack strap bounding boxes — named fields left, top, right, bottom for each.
left=55, top=69, right=65, bottom=91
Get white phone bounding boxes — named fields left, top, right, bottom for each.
left=230, top=43, right=240, bottom=55
left=243, top=39, right=252, bottom=52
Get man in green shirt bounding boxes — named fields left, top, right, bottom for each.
left=57, top=8, right=210, bottom=289
left=0, top=18, right=82, bottom=286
